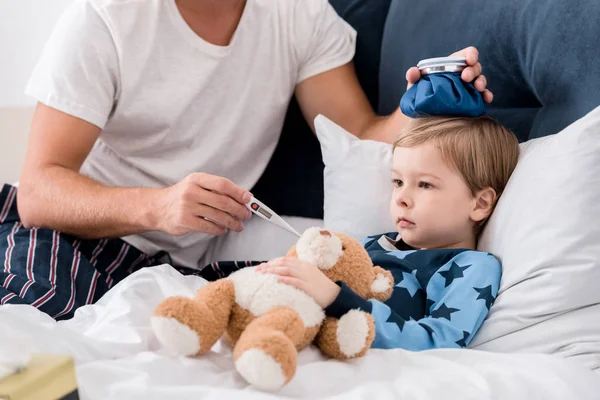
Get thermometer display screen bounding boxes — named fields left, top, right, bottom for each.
left=251, top=202, right=272, bottom=219
left=258, top=208, right=272, bottom=219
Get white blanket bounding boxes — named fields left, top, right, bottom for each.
left=1, top=265, right=598, bottom=400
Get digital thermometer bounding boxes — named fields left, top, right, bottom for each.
left=245, top=197, right=301, bottom=237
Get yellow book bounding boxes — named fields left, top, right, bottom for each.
left=0, top=354, right=79, bottom=400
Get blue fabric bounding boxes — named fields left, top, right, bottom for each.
left=400, top=72, right=487, bottom=118
left=0, top=184, right=154, bottom=320
left=379, top=0, right=600, bottom=142
left=329, top=0, right=392, bottom=110
left=325, top=233, right=501, bottom=350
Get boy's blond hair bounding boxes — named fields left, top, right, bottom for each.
left=393, top=116, right=520, bottom=234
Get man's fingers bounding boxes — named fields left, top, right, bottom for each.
left=451, top=46, right=479, bottom=65
left=465, top=46, right=479, bottom=65
left=192, top=204, right=244, bottom=232
left=461, top=62, right=482, bottom=83
left=191, top=173, right=252, bottom=206
left=406, top=66, right=421, bottom=84
left=474, top=74, right=487, bottom=92
left=408, top=46, right=481, bottom=89
left=196, top=189, right=251, bottom=221
left=483, top=89, right=494, bottom=104
left=405, top=66, right=422, bottom=90
left=185, top=216, right=227, bottom=236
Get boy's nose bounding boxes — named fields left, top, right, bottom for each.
left=394, top=190, right=412, bottom=208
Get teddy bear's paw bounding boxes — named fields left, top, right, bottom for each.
left=151, top=316, right=201, bottom=356
left=235, top=348, right=288, bottom=392
left=336, top=309, right=375, bottom=358
left=234, top=328, right=298, bottom=392
left=151, top=295, right=214, bottom=356
left=370, top=272, right=393, bottom=294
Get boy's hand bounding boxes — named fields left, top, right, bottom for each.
left=256, top=257, right=341, bottom=309
left=405, top=46, right=494, bottom=104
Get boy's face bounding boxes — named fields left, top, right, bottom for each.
left=390, top=143, right=477, bottom=250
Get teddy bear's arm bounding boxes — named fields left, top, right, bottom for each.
left=315, top=312, right=375, bottom=359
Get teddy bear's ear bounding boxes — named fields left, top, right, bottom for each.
left=367, top=267, right=394, bottom=302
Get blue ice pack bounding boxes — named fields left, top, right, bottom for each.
left=400, top=70, right=487, bottom=118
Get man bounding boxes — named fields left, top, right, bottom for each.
left=0, top=0, right=491, bottom=319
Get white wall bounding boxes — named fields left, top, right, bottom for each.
left=0, top=0, right=73, bottom=183
left=0, top=107, right=34, bottom=184
left=0, top=0, right=74, bottom=107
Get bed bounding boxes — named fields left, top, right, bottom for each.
left=1, top=264, right=598, bottom=400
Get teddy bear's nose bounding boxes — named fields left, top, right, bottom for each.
left=319, top=229, right=331, bottom=237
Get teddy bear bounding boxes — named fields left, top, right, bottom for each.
left=151, top=227, right=394, bottom=391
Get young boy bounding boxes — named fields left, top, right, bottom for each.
left=257, top=116, right=520, bottom=350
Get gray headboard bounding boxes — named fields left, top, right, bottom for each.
left=250, top=0, right=600, bottom=218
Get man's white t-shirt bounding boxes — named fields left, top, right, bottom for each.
left=25, top=0, right=356, bottom=269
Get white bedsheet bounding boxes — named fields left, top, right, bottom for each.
left=1, top=265, right=598, bottom=400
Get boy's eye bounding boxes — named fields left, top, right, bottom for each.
left=392, top=179, right=403, bottom=188
left=419, top=181, right=433, bottom=189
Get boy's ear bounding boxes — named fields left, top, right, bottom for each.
left=471, top=187, right=497, bottom=222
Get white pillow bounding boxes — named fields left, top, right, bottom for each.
left=314, top=114, right=395, bottom=239
left=315, top=109, right=600, bottom=372
left=471, top=107, right=600, bottom=371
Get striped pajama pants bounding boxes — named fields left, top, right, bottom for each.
left=0, top=184, right=262, bottom=320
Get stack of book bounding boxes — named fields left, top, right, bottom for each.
left=0, top=354, right=79, bottom=400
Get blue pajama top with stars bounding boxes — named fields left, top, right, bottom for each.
left=325, top=232, right=501, bottom=350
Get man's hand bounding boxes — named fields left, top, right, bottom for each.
left=294, top=46, right=492, bottom=144
left=156, top=173, right=252, bottom=236
left=405, top=46, right=494, bottom=103
left=256, top=257, right=341, bottom=308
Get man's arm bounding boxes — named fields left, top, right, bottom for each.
left=295, top=47, right=492, bottom=144
left=294, top=61, right=404, bottom=143
left=18, top=104, right=252, bottom=240
left=17, top=103, right=163, bottom=239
